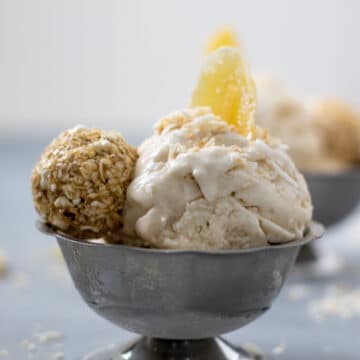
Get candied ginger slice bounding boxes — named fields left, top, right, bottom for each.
left=191, top=47, right=256, bottom=136
left=205, top=27, right=240, bottom=54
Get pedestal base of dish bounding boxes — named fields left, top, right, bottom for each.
left=83, top=337, right=260, bottom=360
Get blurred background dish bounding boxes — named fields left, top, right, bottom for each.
left=255, top=76, right=360, bottom=174
left=305, top=171, right=360, bottom=227
left=296, top=171, right=360, bottom=267
left=254, top=74, right=360, bottom=264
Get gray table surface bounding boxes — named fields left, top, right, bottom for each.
left=1, top=137, right=360, bottom=359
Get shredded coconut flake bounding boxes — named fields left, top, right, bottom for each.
left=20, top=340, right=37, bottom=353
left=272, top=343, right=286, bottom=355
left=34, top=330, right=63, bottom=343
left=0, top=350, right=9, bottom=357
left=287, top=284, right=311, bottom=302
left=308, top=285, right=360, bottom=321
left=242, top=342, right=264, bottom=359
left=51, top=352, right=64, bottom=360
left=12, top=272, right=30, bottom=289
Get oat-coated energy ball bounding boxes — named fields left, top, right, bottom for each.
left=32, top=127, right=138, bottom=239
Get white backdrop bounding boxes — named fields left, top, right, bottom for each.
left=0, top=0, right=359, bottom=139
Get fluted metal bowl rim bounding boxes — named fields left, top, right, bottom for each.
left=37, top=220, right=323, bottom=255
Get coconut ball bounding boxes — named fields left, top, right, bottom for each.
left=311, top=98, right=360, bottom=164
left=32, top=126, right=138, bottom=239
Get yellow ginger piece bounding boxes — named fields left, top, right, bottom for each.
left=191, top=47, right=257, bottom=136
left=205, top=27, right=240, bottom=54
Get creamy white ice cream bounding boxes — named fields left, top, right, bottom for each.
left=255, top=75, right=352, bottom=173
left=124, top=107, right=312, bottom=250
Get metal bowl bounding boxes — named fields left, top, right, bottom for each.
left=38, top=221, right=323, bottom=359
left=305, top=170, right=360, bottom=226
left=296, top=171, right=360, bottom=265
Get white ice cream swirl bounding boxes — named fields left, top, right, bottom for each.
left=124, top=107, right=312, bottom=250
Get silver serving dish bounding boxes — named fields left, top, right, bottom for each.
left=38, top=221, right=323, bottom=360
left=297, top=171, right=360, bottom=264
left=306, top=171, right=360, bottom=226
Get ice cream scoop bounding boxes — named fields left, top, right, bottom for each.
left=124, top=107, right=312, bottom=250
left=254, top=75, right=336, bottom=172
left=255, top=76, right=360, bottom=173
left=311, top=98, right=360, bottom=165
left=123, top=45, right=313, bottom=250
left=32, top=126, right=138, bottom=239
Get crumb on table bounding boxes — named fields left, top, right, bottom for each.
left=0, top=249, right=8, bottom=277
